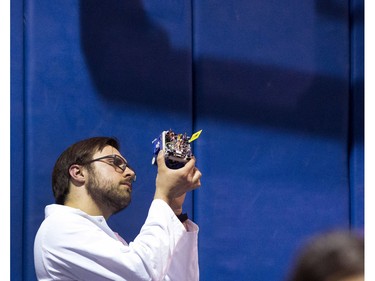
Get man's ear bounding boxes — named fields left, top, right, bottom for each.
left=69, top=164, right=86, bottom=185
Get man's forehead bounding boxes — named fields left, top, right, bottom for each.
left=94, top=145, right=121, bottom=156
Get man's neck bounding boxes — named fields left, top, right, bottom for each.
left=65, top=198, right=111, bottom=220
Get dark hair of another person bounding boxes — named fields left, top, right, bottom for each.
left=287, top=230, right=364, bottom=281
left=52, top=137, right=120, bottom=205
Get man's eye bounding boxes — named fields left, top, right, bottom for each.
left=113, top=157, right=124, bottom=167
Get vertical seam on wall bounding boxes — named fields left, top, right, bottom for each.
left=348, top=0, right=364, bottom=230
left=22, top=0, right=27, bottom=278
left=348, top=0, right=354, bottom=229
left=190, top=0, right=197, bottom=222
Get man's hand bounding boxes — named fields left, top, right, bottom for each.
left=154, top=150, right=202, bottom=206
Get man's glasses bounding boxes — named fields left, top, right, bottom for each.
left=83, top=155, right=136, bottom=180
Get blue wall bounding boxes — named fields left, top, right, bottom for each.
left=11, top=0, right=363, bottom=280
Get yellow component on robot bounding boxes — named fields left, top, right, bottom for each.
left=188, top=130, right=203, bottom=143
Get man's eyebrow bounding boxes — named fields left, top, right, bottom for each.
left=114, top=154, right=127, bottom=162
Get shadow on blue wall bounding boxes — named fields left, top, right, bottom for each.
left=79, top=0, right=364, bottom=142
left=80, top=0, right=191, bottom=114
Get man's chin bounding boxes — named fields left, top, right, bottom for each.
left=111, top=198, right=131, bottom=215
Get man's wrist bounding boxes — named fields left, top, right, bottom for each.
left=153, top=192, right=171, bottom=206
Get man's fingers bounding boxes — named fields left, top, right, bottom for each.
left=183, top=156, right=196, bottom=172
left=156, top=150, right=167, bottom=168
left=192, top=168, right=202, bottom=187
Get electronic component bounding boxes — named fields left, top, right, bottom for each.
left=152, top=129, right=202, bottom=169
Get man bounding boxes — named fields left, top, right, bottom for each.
left=34, top=137, right=202, bottom=280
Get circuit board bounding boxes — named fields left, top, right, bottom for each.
left=152, top=129, right=202, bottom=169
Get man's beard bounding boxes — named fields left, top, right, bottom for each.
left=86, top=170, right=132, bottom=215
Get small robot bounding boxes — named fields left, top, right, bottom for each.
left=152, top=129, right=202, bottom=169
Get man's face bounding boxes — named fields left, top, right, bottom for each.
left=85, top=145, right=136, bottom=214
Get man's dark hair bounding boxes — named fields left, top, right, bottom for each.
left=287, top=230, right=364, bottom=281
left=52, top=137, right=120, bottom=204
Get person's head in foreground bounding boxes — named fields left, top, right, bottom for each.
left=287, top=230, right=364, bottom=281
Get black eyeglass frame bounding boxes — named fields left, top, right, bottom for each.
left=82, top=154, right=135, bottom=176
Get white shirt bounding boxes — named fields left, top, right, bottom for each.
left=34, top=199, right=199, bottom=281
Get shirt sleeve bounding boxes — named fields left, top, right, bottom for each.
left=132, top=199, right=199, bottom=281
left=164, top=220, right=199, bottom=281
left=34, top=200, right=199, bottom=281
